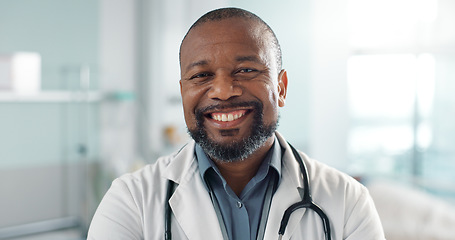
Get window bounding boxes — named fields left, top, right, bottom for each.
left=347, top=0, right=455, bottom=200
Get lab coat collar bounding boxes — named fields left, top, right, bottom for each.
left=263, top=132, right=307, bottom=240
left=162, top=141, right=225, bottom=239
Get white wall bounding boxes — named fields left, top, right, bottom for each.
left=308, top=0, right=349, bottom=170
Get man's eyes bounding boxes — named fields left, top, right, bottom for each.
left=189, top=72, right=212, bottom=80
left=188, top=68, right=259, bottom=81
left=236, top=68, right=257, bottom=74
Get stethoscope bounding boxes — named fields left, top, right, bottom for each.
left=164, top=143, right=332, bottom=240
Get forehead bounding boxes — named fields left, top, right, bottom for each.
left=180, top=18, right=270, bottom=68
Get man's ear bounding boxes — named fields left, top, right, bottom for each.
left=277, top=70, right=288, bottom=107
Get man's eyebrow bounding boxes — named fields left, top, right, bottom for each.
left=235, top=55, right=262, bottom=63
left=185, top=56, right=262, bottom=71
left=186, top=60, right=208, bottom=71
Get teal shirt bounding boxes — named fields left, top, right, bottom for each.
left=196, top=137, right=282, bottom=240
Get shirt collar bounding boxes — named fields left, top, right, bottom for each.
left=195, top=135, right=282, bottom=186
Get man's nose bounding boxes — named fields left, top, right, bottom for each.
left=207, top=74, right=242, bottom=100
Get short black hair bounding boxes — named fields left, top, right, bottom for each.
left=180, top=7, right=282, bottom=71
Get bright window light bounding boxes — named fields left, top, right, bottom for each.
left=348, top=0, right=438, bottom=48
left=347, top=54, right=417, bottom=119
left=12, top=52, right=41, bottom=94
left=347, top=53, right=436, bottom=172
left=418, top=0, right=439, bottom=23
left=349, top=126, right=414, bottom=154
left=416, top=53, right=435, bottom=117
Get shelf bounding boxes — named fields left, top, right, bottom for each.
left=0, top=91, right=103, bottom=103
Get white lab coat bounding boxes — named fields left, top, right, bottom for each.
left=88, top=132, right=385, bottom=240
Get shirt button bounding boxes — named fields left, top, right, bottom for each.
left=237, top=201, right=243, bottom=208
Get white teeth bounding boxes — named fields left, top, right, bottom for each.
left=212, top=112, right=245, bottom=122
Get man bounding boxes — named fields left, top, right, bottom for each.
left=88, top=7, right=385, bottom=240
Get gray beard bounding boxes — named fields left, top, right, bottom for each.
left=188, top=101, right=277, bottom=163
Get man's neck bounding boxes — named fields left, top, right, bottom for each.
left=212, top=136, right=275, bottom=196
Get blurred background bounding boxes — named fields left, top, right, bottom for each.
left=0, top=0, right=454, bottom=239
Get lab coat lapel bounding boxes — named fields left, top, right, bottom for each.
left=264, top=133, right=307, bottom=240
left=164, top=142, right=224, bottom=240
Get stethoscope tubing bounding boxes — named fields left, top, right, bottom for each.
left=165, top=180, right=175, bottom=240
left=278, top=143, right=331, bottom=240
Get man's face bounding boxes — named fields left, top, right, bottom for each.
left=179, top=18, right=287, bottom=162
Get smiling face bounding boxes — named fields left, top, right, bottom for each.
left=179, top=18, right=288, bottom=162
